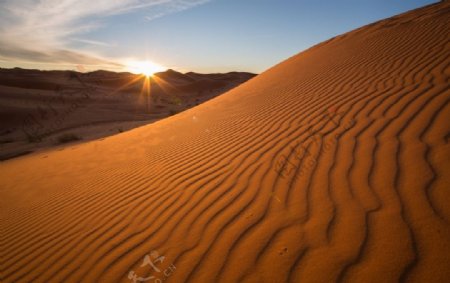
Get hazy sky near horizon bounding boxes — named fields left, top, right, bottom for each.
left=0, top=0, right=438, bottom=74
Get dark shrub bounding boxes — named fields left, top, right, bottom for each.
left=57, top=133, right=81, bottom=144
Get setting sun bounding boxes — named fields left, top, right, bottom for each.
left=127, top=60, right=166, bottom=77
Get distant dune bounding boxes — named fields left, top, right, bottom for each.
left=1, top=2, right=449, bottom=283
left=0, top=68, right=255, bottom=160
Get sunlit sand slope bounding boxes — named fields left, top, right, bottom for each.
left=1, top=2, right=449, bottom=283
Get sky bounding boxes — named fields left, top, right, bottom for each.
left=0, top=0, right=439, bottom=74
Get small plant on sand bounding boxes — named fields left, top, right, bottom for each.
left=171, top=97, right=182, bottom=105
left=57, top=133, right=81, bottom=144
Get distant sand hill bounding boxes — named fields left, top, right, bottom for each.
left=1, top=2, right=449, bottom=282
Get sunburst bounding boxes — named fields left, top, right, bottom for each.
left=126, top=60, right=166, bottom=77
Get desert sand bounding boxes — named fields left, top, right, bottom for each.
left=0, top=69, right=254, bottom=161
left=1, top=2, right=449, bottom=283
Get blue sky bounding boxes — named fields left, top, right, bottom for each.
left=0, top=0, right=438, bottom=73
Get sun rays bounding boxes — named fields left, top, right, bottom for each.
left=98, top=59, right=183, bottom=114
left=117, top=59, right=169, bottom=112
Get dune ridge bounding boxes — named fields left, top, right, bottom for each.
left=1, top=2, right=449, bottom=282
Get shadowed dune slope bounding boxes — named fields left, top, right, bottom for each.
left=1, top=2, right=449, bottom=283
left=0, top=68, right=254, bottom=161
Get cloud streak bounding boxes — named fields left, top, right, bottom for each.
left=0, top=0, right=209, bottom=71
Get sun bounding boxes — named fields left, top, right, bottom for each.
left=127, top=60, right=166, bottom=77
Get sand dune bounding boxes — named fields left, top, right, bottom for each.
left=0, top=69, right=254, bottom=161
left=1, top=2, right=449, bottom=283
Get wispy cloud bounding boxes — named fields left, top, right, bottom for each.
left=144, top=0, right=210, bottom=21
left=70, top=38, right=114, bottom=47
left=0, top=0, right=209, bottom=71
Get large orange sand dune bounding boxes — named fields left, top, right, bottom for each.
left=1, top=2, right=449, bottom=282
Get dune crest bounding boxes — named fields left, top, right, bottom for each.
left=1, top=2, right=449, bottom=282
